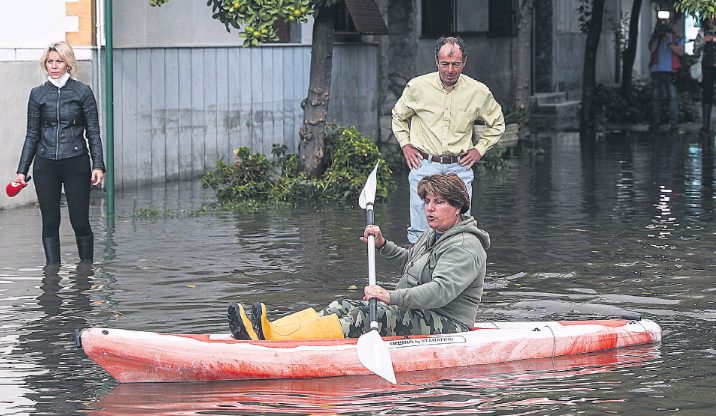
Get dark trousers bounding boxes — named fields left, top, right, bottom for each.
left=33, top=155, right=92, bottom=239
left=702, top=65, right=716, bottom=129
left=651, top=72, right=679, bottom=126
left=702, top=65, right=716, bottom=105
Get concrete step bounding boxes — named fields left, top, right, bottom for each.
left=533, top=100, right=581, bottom=116
left=529, top=92, right=568, bottom=108
left=475, top=123, right=519, bottom=148
left=528, top=113, right=580, bottom=131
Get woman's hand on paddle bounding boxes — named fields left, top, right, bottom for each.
left=14, top=173, right=26, bottom=185
left=361, top=225, right=386, bottom=249
left=364, top=284, right=390, bottom=304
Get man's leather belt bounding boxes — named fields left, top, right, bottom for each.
left=418, top=150, right=462, bottom=164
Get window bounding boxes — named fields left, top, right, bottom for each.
left=488, top=0, right=516, bottom=36
left=421, top=0, right=516, bottom=37
left=422, top=0, right=453, bottom=37
left=334, top=1, right=358, bottom=35
left=270, top=20, right=292, bottom=43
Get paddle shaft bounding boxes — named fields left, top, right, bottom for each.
left=356, top=162, right=397, bottom=384
left=366, top=205, right=378, bottom=329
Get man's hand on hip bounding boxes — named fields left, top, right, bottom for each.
left=402, top=145, right=424, bottom=170
left=460, top=148, right=482, bottom=168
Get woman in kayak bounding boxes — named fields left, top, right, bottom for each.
left=228, top=172, right=490, bottom=340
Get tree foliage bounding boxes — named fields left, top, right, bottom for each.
left=149, top=0, right=339, bottom=46
left=675, top=0, right=716, bottom=19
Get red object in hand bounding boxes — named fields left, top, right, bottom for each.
left=6, top=175, right=31, bottom=197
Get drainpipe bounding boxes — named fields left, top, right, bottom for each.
left=104, top=0, right=114, bottom=216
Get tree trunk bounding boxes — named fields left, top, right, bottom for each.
left=621, top=0, right=643, bottom=98
left=299, top=6, right=336, bottom=177
left=580, top=0, right=607, bottom=139
left=514, top=0, right=534, bottom=113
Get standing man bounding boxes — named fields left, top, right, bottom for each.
left=649, top=11, right=684, bottom=131
left=392, top=36, right=505, bottom=244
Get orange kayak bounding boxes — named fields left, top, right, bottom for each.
left=79, top=318, right=661, bottom=383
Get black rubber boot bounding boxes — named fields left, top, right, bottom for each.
left=227, top=303, right=258, bottom=340
left=702, top=102, right=712, bottom=131
left=76, top=234, right=94, bottom=262
left=42, top=236, right=61, bottom=266
left=251, top=302, right=267, bottom=340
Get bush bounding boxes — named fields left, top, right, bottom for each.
left=201, top=125, right=392, bottom=204
left=321, top=125, right=392, bottom=201
left=592, top=65, right=701, bottom=125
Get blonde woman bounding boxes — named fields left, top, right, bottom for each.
left=14, top=41, right=105, bottom=266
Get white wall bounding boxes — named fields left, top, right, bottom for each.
left=0, top=1, right=75, bottom=48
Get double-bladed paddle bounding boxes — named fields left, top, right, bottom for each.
left=357, top=162, right=397, bottom=384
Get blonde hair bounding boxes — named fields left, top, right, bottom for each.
left=40, top=41, right=78, bottom=79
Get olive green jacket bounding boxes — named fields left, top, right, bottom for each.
left=379, top=216, right=489, bottom=328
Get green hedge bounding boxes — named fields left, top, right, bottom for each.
left=201, top=125, right=392, bottom=204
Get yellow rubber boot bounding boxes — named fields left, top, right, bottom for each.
left=249, top=303, right=318, bottom=339
left=271, top=307, right=319, bottom=328
left=252, top=303, right=344, bottom=340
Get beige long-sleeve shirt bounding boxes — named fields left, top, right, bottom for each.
left=392, top=72, right=505, bottom=157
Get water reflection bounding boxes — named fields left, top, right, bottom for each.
left=6, top=264, right=100, bottom=415
left=86, top=346, right=660, bottom=415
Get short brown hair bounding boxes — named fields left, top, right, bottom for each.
left=434, top=36, right=467, bottom=62
left=417, top=173, right=471, bottom=214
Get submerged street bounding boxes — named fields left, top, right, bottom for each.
left=0, top=131, right=714, bottom=415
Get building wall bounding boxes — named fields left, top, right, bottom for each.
left=113, top=0, right=265, bottom=48
left=109, top=44, right=378, bottom=189
left=66, top=0, right=96, bottom=46
left=2, top=0, right=380, bottom=202
left=1, top=1, right=76, bottom=48
left=545, top=0, right=623, bottom=98
left=108, top=0, right=379, bottom=189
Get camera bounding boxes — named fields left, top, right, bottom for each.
left=653, top=11, right=672, bottom=38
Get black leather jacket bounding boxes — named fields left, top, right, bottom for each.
left=17, top=78, right=105, bottom=175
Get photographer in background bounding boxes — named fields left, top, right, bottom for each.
left=649, top=10, right=685, bottom=132
left=697, top=18, right=716, bottom=131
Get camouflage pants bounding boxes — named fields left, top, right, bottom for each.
left=319, top=298, right=470, bottom=338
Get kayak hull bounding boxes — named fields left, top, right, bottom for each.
left=80, top=319, right=661, bottom=383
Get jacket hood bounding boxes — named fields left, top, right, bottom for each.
left=437, top=215, right=490, bottom=249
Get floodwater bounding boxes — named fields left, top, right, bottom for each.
left=1, top=131, right=714, bottom=415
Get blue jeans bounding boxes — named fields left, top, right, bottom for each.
left=407, top=159, right=474, bottom=243
left=651, top=72, right=678, bottom=127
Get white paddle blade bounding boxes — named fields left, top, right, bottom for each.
left=359, top=162, right=380, bottom=209
left=356, top=330, right=397, bottom=384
